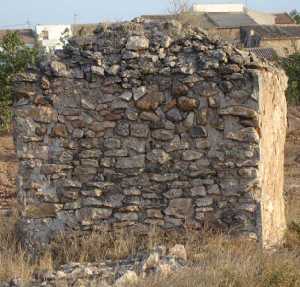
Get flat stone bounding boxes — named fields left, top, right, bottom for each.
left=191, top=186, right=206, bottom=197
left=196, top=197, right=214, bottom=207
left=165, top=198, right=193, bottom=219
left=114, top=212, right=139, bottom=221
left=226, top=127, right=259, bottom=143
left=76, top=208, right=112, bottom=223
left=152, top=129, right=174, bottom=141
left=116, top=155, right=145, bottom=169
left=152, top=174, right=178, bottom=182
left=219, top=106, right=258, bottom=119
left=140, top=111, right=160, bottom=122
left=164, top=189, right=183, bottom=199
left=146, top=149, right=170, bottom=164
left=126, top=36, right=149, bottom=51
left=123, top=137, right=146, bottom=153
left=182, top=150, right=203, bottom=161
left=131, top=123, right=149, bottom=138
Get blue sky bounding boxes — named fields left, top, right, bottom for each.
left=0, top=0, right=299, bottom=28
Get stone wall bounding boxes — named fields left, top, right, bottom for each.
left=13, top=19, right=287, bottom=249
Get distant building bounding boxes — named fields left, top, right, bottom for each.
left=35, top=25, right=72, bottom=52
left=143, top=3, right=299, bottom=57
left=192, top=3, right=245, bottom=13
left=242, top=25, right=300, bottom=57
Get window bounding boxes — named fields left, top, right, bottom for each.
left=41, top=30, right=49, bottom=40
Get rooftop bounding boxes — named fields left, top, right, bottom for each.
left=206, top=12, right=258, bottom=28
left=241, top=25, right=300, bottom=40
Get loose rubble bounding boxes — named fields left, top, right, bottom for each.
left=1, top=245, right=188, bottom=287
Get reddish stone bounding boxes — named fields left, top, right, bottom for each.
left=104, top=112, right=123, bottom=121
left=177, top=96, right=199, bottom=111
left=135, top=92, right=164, bottom=111
left=164, top=99, right=177, bottom=112
left=172, top=84, right=189, bottom=97
left=52, top=124, right=68, bottom=138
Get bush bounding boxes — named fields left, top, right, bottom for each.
left=0, top=31, right=39, bottom=133
left=281, top=53, right=300, bottom=105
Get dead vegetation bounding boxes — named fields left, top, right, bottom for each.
left=1, top=211, right=300, bottom=286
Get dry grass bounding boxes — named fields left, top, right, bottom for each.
left=1, top=214, right=300, bottom=286
left=0, top=211, right=53, bottom=283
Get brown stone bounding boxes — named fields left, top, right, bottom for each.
left=52, top=124, right=68, bottom=138
left=135, top=92, right=164, bottom=111
left=26, top=203, right=62, bottom=218
left=172, top=83, right=189, bottom=97
left=177, top=97, right=199, bottom=111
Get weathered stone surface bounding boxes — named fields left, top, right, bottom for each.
left=50, top=61, right=69, bottom=77
left=182, top=151, right=203, bottom=161
left=116, top=155, right=145, bottom=169
left=14, top=20, right=287, bottom=250
left=166, top=108, right=183, bottom=122
left=152, top=129, right=174, bottom=141
left=219, top=106, right=258, bottom=119
left=147, top=149, right=171, bottom=164
left=165, top=198, right=193, bottom=219
left=126, top=36, right=149, bottom=51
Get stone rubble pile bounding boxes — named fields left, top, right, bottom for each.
left=1, top=245, right=188, bottom=287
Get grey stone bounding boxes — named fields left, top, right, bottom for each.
left=182, top=151, right=203, bottom=161
left=116, top=155, right=145, bottom=169
left=126, top=36, right=149, bottom=51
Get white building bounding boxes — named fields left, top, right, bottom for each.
left=35, top=25, right=72, bottom=52
left=192, top=3, right=245, bottom=13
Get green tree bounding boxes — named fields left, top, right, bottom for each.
left=0, top=31, right=38, bottom=132
left=290, top=10, right=300, bottom=24
left=281, top=53, right=300, bottom=104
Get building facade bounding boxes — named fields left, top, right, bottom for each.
left=35, top=25, right=72, bottom=52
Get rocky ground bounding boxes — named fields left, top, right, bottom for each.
left=1, top=244, right=187, bottom=287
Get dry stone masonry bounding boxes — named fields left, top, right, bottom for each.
left=13, top=19, right=287, bottom=249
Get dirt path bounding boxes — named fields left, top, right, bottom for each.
left=0, top=133, right=17, bottom=216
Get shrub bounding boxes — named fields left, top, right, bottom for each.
left=0, top=31, right=39, bottom=133
left=281, top=53, right=300, bottom=105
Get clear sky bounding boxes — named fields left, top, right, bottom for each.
left=0, top=0, right=299, bottom=28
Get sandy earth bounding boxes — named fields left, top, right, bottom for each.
left=0, top=107, right=300, bottom=222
